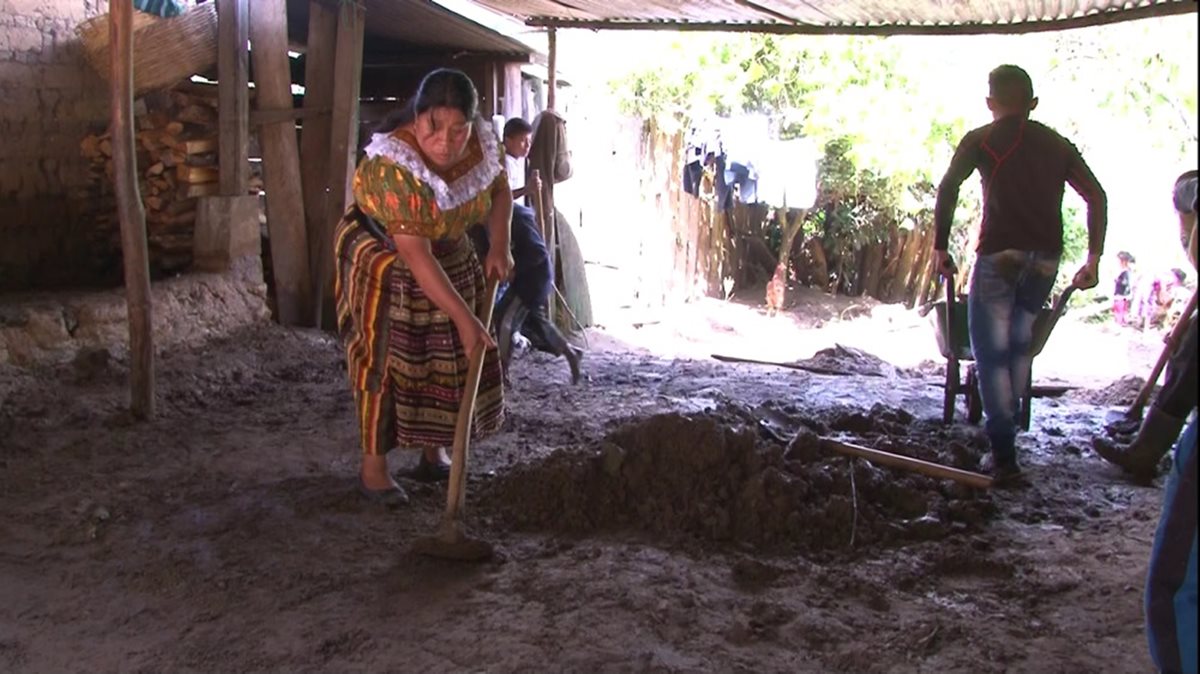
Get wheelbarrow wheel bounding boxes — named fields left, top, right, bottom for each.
left=966, top=365, right=983, bottom=424
left=943, top=357, right=959, bottom=425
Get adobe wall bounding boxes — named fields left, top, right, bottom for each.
left=0, top=0, right=113, bottom=291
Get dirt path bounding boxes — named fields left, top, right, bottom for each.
left=0, top=312, right=1166, bottom=672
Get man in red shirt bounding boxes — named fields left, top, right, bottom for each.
left=933, top=65, right=1107, bottom=484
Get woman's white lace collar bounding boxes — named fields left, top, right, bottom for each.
left=362, top=119, right=502, bottom=211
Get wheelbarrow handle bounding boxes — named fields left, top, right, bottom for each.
left=1050, top=284, right=1076, bottom=317
left=1040, top=284, right=1077, bottom=337
left=943, top=271, right=957, bottom=344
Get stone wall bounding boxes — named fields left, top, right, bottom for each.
left=0, top=0, right=113, bottom=291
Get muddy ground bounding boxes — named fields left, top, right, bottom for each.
left=0, top=292, right=1171, bottom=673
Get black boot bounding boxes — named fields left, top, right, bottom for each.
left=1093, top=407, right=1185, bottom=480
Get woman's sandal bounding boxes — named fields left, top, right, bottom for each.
left=411, top=455, right=452, bottom=483
left=358, top=477, right=410, bottom=507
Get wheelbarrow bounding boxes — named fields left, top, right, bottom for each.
left=930, top=274, right=1076, bottom=429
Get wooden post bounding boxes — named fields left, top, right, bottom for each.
left=546, top=26, right=557, bottom=110
left=314, top=1, right=365, bottom=329
left=250, top=0, right=313, bottom=326
left=480, top=60, right=497, bottom=119
left=502, top=62, right=523, bottom=121
left=299, top=0, right=336, bottom=322
left=110, top=0, right=155, bottom=419
left=217, top=0, right=250, bottom=195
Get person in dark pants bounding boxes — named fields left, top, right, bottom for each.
left=1145, top=415, right=1197, bottom=674
left=1095, top=171, right=1198, bottom=481
left=473, top=118, right=582, bottom=385
left=933, top=64, right=1107, bottom=485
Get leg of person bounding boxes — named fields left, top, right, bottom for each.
left=355, top=385, right=407, bottom=503
left=1145, top=416, right=1198, bottom=674
left=969, top=251, right=1022, bottom=481
left=391, top=236, right=504, bottom=477
left=495, top=290, right=530, bottom=386
left=334, top=213, right=408, bottom=505
left=524, top=307, right=584, bottom=384
left=509, top=204, right=582, bottom=381
left=1096, top=316, right=1197, bottom=478
left=1008, top=253, right=1059, bottom=433
left=508, top=204, right=553, bottom=312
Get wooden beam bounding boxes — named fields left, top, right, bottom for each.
left=300, top=0, right=337, bottom=322
left=315, top=0, right=365, bottom=329
left=481, top=60, right=497, bottom=119
left=110, top=0, right=155, bottom=419
left=361, top=51, right=536, bottom=68
left=251, top=0, right=313, bottom=326
left=524, top=2, right=1197, bottom=35
left=502, top=62, right=522, bottom=121
left=216, top=0, right=250, bottom=196
left=546, top=26, right=556, bottom=110
left=251, top=106, right=331, bottom=126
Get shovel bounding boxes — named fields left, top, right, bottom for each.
left=413, top=278, right=500, bottom=562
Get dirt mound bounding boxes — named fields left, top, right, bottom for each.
left=794, top=344, right=896, bottom=377
left=1074, top=375, right=1150, bottom=406
left=481, top=406, right=994, bottom=553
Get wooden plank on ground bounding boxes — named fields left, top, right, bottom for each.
left=250, top=0, right=313, bottom=326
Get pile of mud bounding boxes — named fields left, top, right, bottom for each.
left=794, top=344, right=896, bottom=377
left=482, top=404, right=995, bottom=553
left=1073, top=375, right=1150, bottom=406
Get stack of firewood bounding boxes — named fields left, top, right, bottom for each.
left=79, top=83, right=261, bottom=275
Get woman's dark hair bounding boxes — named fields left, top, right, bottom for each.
left=375, top=68, right=479, bottom=135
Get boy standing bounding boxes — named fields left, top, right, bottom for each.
left=487, top=118, right=582, bottom=383
left=933, top=64, right=1107, bottom=483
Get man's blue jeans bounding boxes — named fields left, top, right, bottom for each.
left=968, top=249, right=1059, bottom=465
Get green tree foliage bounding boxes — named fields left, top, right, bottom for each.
left=612, top=17, right=1196, bottom=291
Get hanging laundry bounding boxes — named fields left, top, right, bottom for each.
left=682, top=124, right=708, bottom=197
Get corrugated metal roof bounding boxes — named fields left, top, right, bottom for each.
left=469, top=0, right=1196, bottom=34
left=287, top=0, right=536, bottom=55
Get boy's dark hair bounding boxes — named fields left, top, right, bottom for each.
left=988, top=65, right=1035, bottom=108
left=1118, top=251, right=1135, bottom=264
left=1172, top=170, right=1198, bottom=214
left=503, top=117, right=533, bottom=139
left=1170, top=268, right=1187, bottom=284
left=375, top=68, right=478, bottom=135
